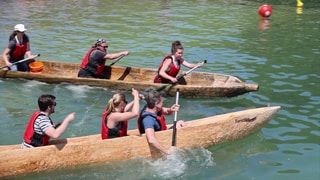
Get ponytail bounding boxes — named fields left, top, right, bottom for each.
left=105, top=93, right=126, bottom=113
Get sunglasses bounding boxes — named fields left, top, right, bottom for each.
left=102, top=46, right=108, bottom=49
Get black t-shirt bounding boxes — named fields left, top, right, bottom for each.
left=8, top=34, right=30, bottom=51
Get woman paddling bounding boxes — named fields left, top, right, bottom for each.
left=2, top=24, right=35, bottom=71
left=154, top=40, right=204, bottom=84
left=101, top=88, right=142, bottom=139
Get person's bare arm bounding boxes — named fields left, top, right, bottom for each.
left=182, top=59, right=204, bottom=69
left=25, top=42, right=33, bottom=58
left=108, top=89, right=140, bottom=128
left=104, top=51, right=129, bottom=59
left=2, top=48, right=12, bottom=66
left=124, top=88, right=140, bottom=112
left=159, top=58, right=177, bottom=83
left=162, top=104, right=180, bottom=115
left=145, top=128, right=170, bottom=155
left=45, top=113, right=75, bottom=139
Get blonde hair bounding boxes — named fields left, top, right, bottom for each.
left=105, top=93, right=126, bottom=113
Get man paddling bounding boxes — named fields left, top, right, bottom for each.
left=21, top=94, right=75, bottom=148
left=78, top=38, right=129, bottom=78
left=137, top=89, right=188, bottom=155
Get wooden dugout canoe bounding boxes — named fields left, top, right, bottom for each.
left=0, top=106, right=280, bottom=178
left=0, top=59, right=258, bottom=98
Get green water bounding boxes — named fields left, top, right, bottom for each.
left=0, top=0, right=319, bottom=179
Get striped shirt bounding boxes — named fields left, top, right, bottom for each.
left=33, top=113, right=53, bottom=135
left=21, top=113, right=53, bottom=149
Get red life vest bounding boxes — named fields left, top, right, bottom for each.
left=80, top=47, right=107, bottom=76
left=23, top=111, right=52, bottom=147
left=10, top=39, right=28, bottom=60
left=154, top=54, right=181, bottom=83
left=101, top=110, right=128, bottom=139
left=137, top=107, right=167, bottom=134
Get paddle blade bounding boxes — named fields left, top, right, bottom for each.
left=156, top=84, right=169, bottom=92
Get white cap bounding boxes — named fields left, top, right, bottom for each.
left=14, top=24, right=27, bottom=32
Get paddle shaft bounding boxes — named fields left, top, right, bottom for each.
left=176, top=60, right=207, bottom=80
left=171, top=89, right=180, bottom=146
left=109, top=55, right=125, bottom=66
left=0, top=54, right=40, bottom=69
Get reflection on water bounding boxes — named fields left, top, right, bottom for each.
left=258, top=18, right=272, bottom=31
left=296, top=7, right=303, bottom=14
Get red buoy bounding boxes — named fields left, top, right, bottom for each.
left=258, top=4, right=272, bottom=18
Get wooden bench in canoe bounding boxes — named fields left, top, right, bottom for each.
left=0, top=106, right=280, bottom=178
left=0, top=59, right=258, bottom=98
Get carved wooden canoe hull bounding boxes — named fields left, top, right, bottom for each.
left=0, top=106, right=280, bottom=178
left=0, top=60, right=258, bottom=98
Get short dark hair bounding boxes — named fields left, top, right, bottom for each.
left=38, top=94, right=56, bottom=111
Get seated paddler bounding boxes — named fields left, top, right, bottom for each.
left=101, top=88, right=143, bottom=139
left=154, top=40, right=204, bottom=84
left=78, top=38, right=129, bottom=78
left=137, top=89, right=188, bottom=155
left=21, top=94, right=76, bottom=148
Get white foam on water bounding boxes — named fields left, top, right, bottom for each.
left=136, top=147, right=216, bottom=179
left=21, top=80, right=48, bottom=91
left=59, top=84, right=95, bottom=98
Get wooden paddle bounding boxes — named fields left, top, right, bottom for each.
left=109, top=55, right=126, bottom=66
left=0, top=54, right=40, bottom=69
left=156, top=60, right=207, bottom=92
left=171, top=89, right=179, bottom=146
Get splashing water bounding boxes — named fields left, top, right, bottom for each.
left=133, top=147, right=215, bottom=179
left=33, top=147, right=216, bottom=180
